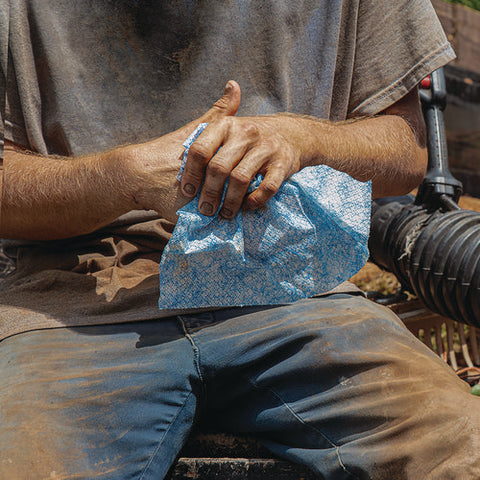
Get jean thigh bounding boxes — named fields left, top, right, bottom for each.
left=0, top=320, right=199, bottom=480
left=187, top=296, right=478, bottom=480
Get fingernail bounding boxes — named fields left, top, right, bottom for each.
left=221, top=208, right=233, bottom=218
left=200, top=202, right=214, bottom=215
left=224, top=81, right=232, bottom=93
left=184, top=183, right=196, bottom=195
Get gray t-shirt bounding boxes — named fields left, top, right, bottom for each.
left=0, top=0, right=454, bottom=340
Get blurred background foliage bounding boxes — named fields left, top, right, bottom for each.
left=445, top=0, right=480, bottom=10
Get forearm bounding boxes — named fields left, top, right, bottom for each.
left=181, top=87, right=428, bottom=216
left=0, top=81, right=241, bottom=241
left=299, top=113, right=427, bottom=198
left=1, top=147, right=136, bottom=240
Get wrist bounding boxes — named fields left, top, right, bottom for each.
left=114, top=138, right=187, bottom=221
left=278, top=115, right=333, bottom=170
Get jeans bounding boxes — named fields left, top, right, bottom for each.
left=1, top=294, right=479, bottom=479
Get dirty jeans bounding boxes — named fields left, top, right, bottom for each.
left=1, top=294, right=479, bottom=480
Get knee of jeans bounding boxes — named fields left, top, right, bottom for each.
left=277, top=297, right=406, bottom=358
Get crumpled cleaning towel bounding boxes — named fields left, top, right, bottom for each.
left=158, top=123, right=370, bottom=309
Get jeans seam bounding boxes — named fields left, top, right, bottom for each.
left=138, top=390, right=193, bottom=480
left=245, top=376, right=361, bottom=480
left=177, top=316, right=206, bottom=393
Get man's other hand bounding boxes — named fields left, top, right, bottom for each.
left=120, top=81, right=242, bottom=222
left=1, top=82, right=242, bottom=239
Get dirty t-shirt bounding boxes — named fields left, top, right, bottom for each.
left=0, top=0, right=454, bottom=340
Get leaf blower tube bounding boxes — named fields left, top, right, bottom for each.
left=368, top=68, right=480, bottom=326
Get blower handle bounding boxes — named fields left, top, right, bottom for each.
left=416, top=67, right=463, bottom=209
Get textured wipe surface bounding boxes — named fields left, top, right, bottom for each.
left=158, top=124, right=371, bottom=308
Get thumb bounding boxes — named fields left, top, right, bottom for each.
left=186, top=81, right=241, bottom=130
left=202, top=80, right=241, bottom=121
left=171, top=81, right=241, bottom=140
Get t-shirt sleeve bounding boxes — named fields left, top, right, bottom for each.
left=348, top=0, right=456, bottom=116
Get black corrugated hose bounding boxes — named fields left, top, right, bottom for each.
left=368, top=68, right=480, bottom=326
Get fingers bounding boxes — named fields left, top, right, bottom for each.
left=181, top=119, right=228, bottom=198
left=197, top=142, right=252, bottom=216
left=219, top=146, right=273, bottom=218
left=188, top=133, right=291, bottom=217
left=243, top=168, right=285, bottom=212
left=181, top=120, right=261, bottom=209
left=181, top=114, right=302, bottom=218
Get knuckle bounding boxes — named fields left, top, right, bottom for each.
left=230, top=169, right=252, bottom=187
left=188, top=143, right=210, bottom=162
left=201, top=187, right=222, bottom=200
left=259, top=137, right=273, bottom=149
left=241, top=122, right=260, bottom=139
left=222, top=198, right=239, bottom=212
left=260, top=180, right=279, bottom=196
left=246, top=195, right=264, bottom=210
left=206, top=159, right=229, bottom=178
left=222, top=197, right=237, bottom=209
left=184, top=170, right=204, bottom=184
left=260, top=136, right=281, bottom=154
left=269, top=136, right=283, bottom=150
left=213, top=100, right=234, bottom=115
left=213, top=98, right=228, bottom=111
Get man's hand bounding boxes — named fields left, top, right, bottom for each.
left=2, top=80, right=427, bottom=240
left=117, top=81, right=242, bottom=222
left=1, top=81, right=241, bottom=240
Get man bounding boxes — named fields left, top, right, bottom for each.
left=1, top=1, right=478, bottom=479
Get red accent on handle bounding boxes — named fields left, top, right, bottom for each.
left=421, top=76, right=431, bottom=89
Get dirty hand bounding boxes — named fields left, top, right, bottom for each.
left=121, top=81, right=241, bottom=222
left=180, top=91, right=312, bottom=218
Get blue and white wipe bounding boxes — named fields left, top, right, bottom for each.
left=158, top=123, right=370, bottom=309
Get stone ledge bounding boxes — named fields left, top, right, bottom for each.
left=167, top=457, right=318, bottom=480
left=166, top=433, right=319, bottom=479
